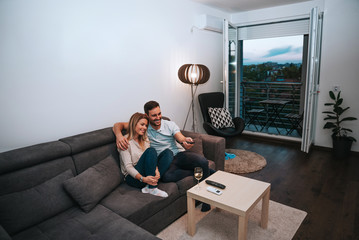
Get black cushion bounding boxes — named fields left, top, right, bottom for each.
left=198, top=92, right=224, bottom=123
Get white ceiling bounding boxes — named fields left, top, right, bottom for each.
left=190, top=0, right=312, bottom=13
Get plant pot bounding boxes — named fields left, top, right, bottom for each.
left=332, top=136, right=353, bottom=159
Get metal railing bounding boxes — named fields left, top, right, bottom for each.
left=239, top=81, right=303, bottom=135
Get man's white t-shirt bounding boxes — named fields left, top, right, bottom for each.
left=147, top=120, right=185, bottom=155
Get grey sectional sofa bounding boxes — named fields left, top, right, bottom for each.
left=0, top=127, right=225, bottom=240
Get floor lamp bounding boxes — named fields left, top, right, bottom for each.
left=178, top=64, right=210, bottom=131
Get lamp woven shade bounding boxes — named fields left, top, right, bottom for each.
left=178, top=64, right=210, bottom=85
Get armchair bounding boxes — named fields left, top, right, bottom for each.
left=198, top=92, right=245, bottom=137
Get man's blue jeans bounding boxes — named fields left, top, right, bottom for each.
left=162, top=151, right=210, bottom=182
left=125, top=148, right=173, bottom=188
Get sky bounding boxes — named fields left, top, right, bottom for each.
left=243, top=35, right=303, bottom=65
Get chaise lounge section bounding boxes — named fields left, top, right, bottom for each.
left=0, top=127, right=225, bottom=240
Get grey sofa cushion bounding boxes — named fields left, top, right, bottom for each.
left=0, top=170, right=74, bottom=235
left=12, top=205, right=160, bottom=240
left=0, top=157, right=76, bottom=196
left=0, top=141, right=71, bottom=175
left=101, top=182, right=180, bottom=225
left=64, top=155, right=121, bottom=213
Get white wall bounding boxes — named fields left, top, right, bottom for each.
left=315, top=0, right=359, bottom=152
left=230, top=0, right=359, bottom=152
left=0, top=0, right=229, bottom=152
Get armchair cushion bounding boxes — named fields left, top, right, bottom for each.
left=208, top=107, right=235, bottom=129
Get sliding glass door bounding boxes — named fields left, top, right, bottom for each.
left=223, top=20, right=238, bottom=115
left=224, top=7, right=323, bottom=153
left=301, top=7, right=323, bottom=152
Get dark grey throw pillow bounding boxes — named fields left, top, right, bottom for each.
left=63, top=155, right=121, bottom=213
left=0, top=170, right=74, bottom=235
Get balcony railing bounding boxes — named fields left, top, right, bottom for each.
left=239, top=81, right=303, bottom=136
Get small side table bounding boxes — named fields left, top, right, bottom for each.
left=187, top=171, right=271, bottom=240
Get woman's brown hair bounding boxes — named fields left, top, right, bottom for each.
left=127, top=112, right=149, bottom=150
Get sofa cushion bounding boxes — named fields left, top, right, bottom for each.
left=70, top=143, right=120, bottom=176
left=175, top=175, right=197, bottom=194
left=12, top=205, right=160, bottom=240
left=0, top=157, right=76, bottom=196
left=64, top=155, right=121, bottom=213
left=0, top=170, right=74, bottom=235
left=0, top=141, right=71, bottom=175
left=100, top=182, right=180, bottom=225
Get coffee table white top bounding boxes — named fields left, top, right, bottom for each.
left=187, top=170, right=270, bottom=216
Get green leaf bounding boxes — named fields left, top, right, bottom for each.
left=340, top=107, right=350, bottom=114
left=341, top=117, right=358, bottom=121
left=323, top=122, right=336, bottom=129
left=337, top=91, right=341, bottom=100
left=324, top=116, right=337, bottom=120
left=329, top=91, right=335, bottom=100
left=324, top=103, right=334, bottom=106
left=322, top=111, right=335, bottom=114
left=337, top=98, right=343, bottom=105
left=335, top=107, right=344, bottom=115
left=341, top=128, right=353, bottom=132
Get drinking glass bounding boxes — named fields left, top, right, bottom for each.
left=194, top=167, right=203, bottom=190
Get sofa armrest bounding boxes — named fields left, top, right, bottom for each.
left=181, top=130, right=225, bottom=171
left=0, top=225, right=12, bottom=240
left=200, top=134, right=225, bottom=171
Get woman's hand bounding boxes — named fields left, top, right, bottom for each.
left=143, top=176, right=158, bottom=186
left=155, top=167, right=160, bottom=180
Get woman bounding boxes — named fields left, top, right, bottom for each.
left=119, top=112, right=172, bottom=197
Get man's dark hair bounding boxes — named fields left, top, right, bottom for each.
left=144, top=101, right=160, bottom=114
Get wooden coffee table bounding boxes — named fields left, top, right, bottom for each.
left=187, top=170, right=270, bottom=240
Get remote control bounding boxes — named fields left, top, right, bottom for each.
left=207, top=186, right=223, bottom=195
left=205, top=180, right=226, bottom=189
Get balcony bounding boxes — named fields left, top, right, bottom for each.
left=239, top=81, right=303, bottom=137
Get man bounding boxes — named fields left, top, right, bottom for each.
left=113, top=100, right=211, bottom=211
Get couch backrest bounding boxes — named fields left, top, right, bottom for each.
left=59, top=127, right=121, bottom=176
left=0, top=141, right=75, bottom=195
left=0, top=141, right=76, bottom=235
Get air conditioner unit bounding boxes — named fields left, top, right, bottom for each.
left=196, top=14, right=223, bottom=33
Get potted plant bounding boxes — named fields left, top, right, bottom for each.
left=323, top=90, right=357, bottom=158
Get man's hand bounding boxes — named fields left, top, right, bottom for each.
left=182, top=137, right=194, bottom=150
left=116, top=135, right=129, bottom=151
left=113, top=122, right=129, bottom=150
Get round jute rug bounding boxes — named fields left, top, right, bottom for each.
left=224, top=149, right=267, bottom=174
